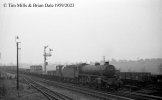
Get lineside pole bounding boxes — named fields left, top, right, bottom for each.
left=17, top=42, right=19, bottom=91
left=16, top=36, right=20, bottom=97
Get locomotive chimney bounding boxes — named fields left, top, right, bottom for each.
left=104, top=61, right=109, bottom=65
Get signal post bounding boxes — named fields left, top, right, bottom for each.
left=43, top=45, right=53, bottom=74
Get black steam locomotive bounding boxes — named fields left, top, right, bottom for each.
left=48, top=62, right=121, bottom=89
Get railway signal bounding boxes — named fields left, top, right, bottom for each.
left=43, top=45, right=53, bottom=74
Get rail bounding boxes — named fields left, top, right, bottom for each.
left=23, top=76, right=74, bottom=100
left=30, top=76, right=134, bottom=100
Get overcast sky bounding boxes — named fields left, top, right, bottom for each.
left=0, top=0, right=162, bottom=64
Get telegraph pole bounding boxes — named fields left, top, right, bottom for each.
left=17, top=42, right=19, bottom=90
left=43, top=46, right=53, bottom=74
left=15, top=36, right=21, bottom=96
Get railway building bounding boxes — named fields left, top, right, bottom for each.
left=30, top=65, right=43, bottom=74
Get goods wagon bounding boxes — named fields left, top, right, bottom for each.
left=119, top=72, right=152, bottom=87
left=120, top=72, right=151, bottom=81
left=30, top=65, right=42, bottom=74
left=47, top=70, right=56, bottom=76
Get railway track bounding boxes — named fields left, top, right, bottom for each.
left=28, top=76, right=134, bottom=100
left=112, top=90, right=162, bottom=100
left=29, top=76, right=162, bottom=100
left=23, top=76, right=75, bottom=100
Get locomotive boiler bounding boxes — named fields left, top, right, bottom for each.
left=79, top=62, right=116, bottom=78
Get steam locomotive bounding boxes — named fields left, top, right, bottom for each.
left=48, top=62, right=121, bottom=89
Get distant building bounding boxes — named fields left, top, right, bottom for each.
left=159, top=64, right=162, bottom=74
left=30, top=65, right=42, bottom=74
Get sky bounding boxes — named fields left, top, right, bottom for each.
left=0, top=0, right=162, bottom=64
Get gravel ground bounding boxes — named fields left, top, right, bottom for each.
left=47, top=85, right=102, bottom=100
left=0, top=78, right=46, bottom=100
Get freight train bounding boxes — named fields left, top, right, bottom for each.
left=48, top=62, right=122, bottom=90
left=1, top=65, right=162, bottom=91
